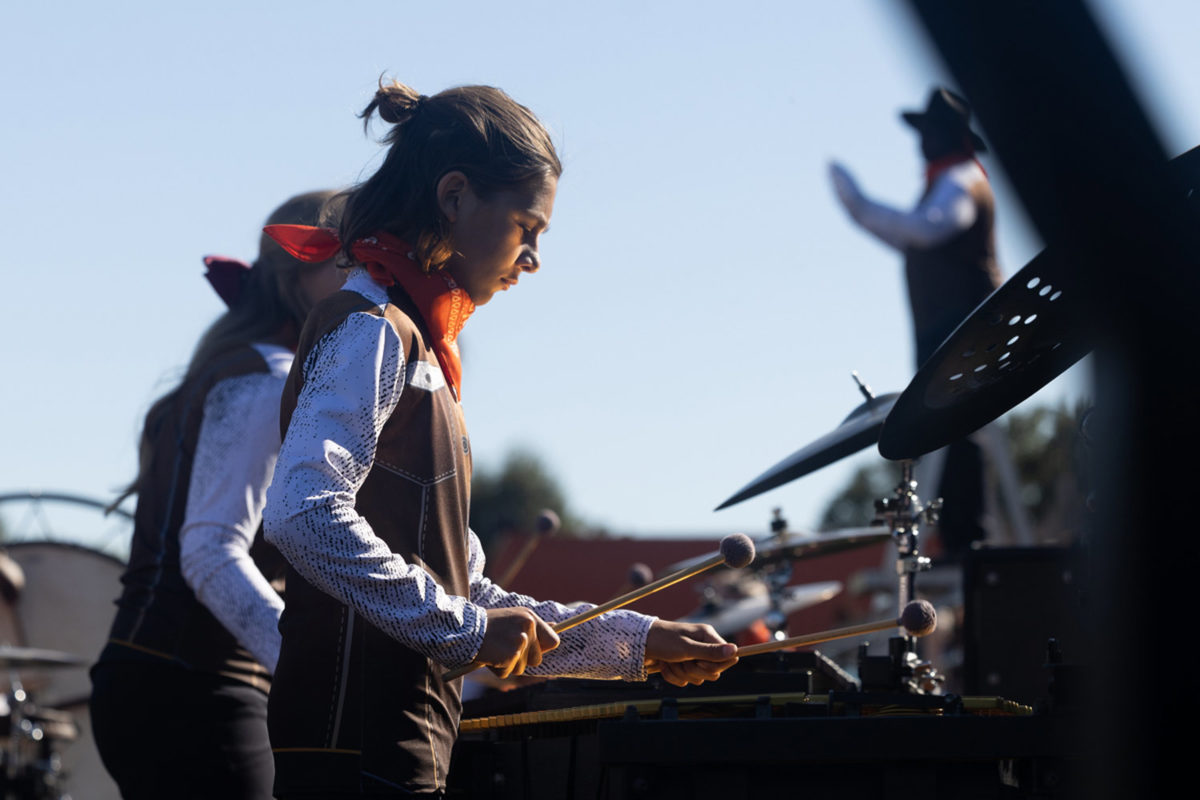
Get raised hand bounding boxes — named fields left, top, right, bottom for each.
left=829, top=160, right=864, bottom=214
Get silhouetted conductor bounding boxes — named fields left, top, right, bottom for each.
left=830, top=87, right=1003, bottom=557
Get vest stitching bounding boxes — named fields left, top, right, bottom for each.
left=329, top=609, right=355, bottom=749
left=424, top=667, right=441, bottom=791
left=372, top=459, right=457, bottom=485
left=324, top=606, right=349, bottom=746
left=415, top=484, right=441, bottom=787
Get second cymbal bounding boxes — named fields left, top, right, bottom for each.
left=665, top=526, right=892, bottom=573
left=752, top=526, right=893, bottom=566
left=0, top=645, right=87, bottom=670
left=716, top=391, right=899, bottom=511
left=677, top=580, right=843, bottom=636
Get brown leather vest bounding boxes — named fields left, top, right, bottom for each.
left=904, top=172, right=1004, bottom=366
left=103, top=345, right=287, bottom=693
left=268, top=287, right=473, bottom=795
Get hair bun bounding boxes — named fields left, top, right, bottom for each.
left=372, top=79, right=424, bottom=125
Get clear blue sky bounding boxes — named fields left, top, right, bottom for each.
left=2, top=0, right=1196, bottom=546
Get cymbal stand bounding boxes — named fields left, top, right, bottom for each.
left=2, top=671, right=67, bottom=799
left=866, top=461, right=947, bottom=694
left=857, top=635, right=946, bottom=695
left=3, top=671, right=25, bottom=794
left=873, top=460, right=941, bottom=620
left=760, top=508, right=794, bottom=641
left=2, top=671, right=32, bottom=796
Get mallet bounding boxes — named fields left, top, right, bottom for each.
left=443, top=533, right=756, bottom=681
left=736, top=599, right=937, bottom=657
left=551, top=533, right=755, bottom=634
left=495, top=509, right=560, bottom=587
left=628, top=562, right=653, bottom=589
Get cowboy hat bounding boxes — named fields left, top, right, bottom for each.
left=901, top=87, right=988, bottom=153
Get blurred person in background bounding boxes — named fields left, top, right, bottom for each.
left=90, top=190, right=345, bottom=799
left=829, top=87, right=1004, bottom=559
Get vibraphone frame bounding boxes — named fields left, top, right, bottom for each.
left=448, top=691, right=1077, bottom=800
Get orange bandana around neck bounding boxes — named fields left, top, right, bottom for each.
left=263, top=225, right=474, bottom=400
left=925, top=152, right=987, bottom=189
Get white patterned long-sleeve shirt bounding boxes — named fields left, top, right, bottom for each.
left=178, top=342, right=291, bottom=673
left=263, top=269, right=654, bottom=680
left=830, top=159, right=985, bottom=251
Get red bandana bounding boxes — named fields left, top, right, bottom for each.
left=925, top=152, right=987, bottom=189
left=263, top=225, right=474, bottom=400
left=203, top=254, right=252, bottom=308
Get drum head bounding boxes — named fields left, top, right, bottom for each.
left=4, top=540, right=124, bottom=800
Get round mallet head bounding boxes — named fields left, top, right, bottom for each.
left=899, top=599, right=938, bottom=637
left=628, top=563, right=653, bottom=588
left=720, top=533, right=756, bottom=569
left=535, top=509, right=561, bottom=536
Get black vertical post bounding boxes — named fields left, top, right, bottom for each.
left=904, top=1, right=1200, bottom=797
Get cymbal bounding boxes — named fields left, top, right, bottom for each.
left=878, top=144, right=1200, bottom=461
left=665, top=527, right=892, bottom=573
left=716, top=391, right=900, bottom=510
left=677, top=580, right=843, bottom=636
left=0, top=645, right=87, bottom=670
left=877, top=248, right=1091, bottom=460
left=752, top=527, right=893, bottom=566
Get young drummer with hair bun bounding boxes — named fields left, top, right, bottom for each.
left=261, top=80, right=739, bottom=798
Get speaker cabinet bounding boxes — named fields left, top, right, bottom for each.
left=962, top=546, right=1088, bottom=705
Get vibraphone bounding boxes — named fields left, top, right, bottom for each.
left=447, top=664, right=1079, bottom=800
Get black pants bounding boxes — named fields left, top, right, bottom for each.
left=935, top=437, right=987, bottom=559
left=915, top=328, right=987, bottom=561
left=89, top=659, right=274, bottom=800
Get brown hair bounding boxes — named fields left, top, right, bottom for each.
left=110, top=190, right=340, bottom=511
left=334, top=79, right=562, bottom=272
left=194, top=190, right=342, bottom=363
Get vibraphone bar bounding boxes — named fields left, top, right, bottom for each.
left=459, top=691, right=1033, bottom=733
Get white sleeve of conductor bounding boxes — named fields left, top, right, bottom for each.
left=179, top=371, right=287, bottom=673
left=467, top=530, right=655, bottom=681
left=262, top=313, right=486, bottom=669
left=831, top=162, right=978, bottom=251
